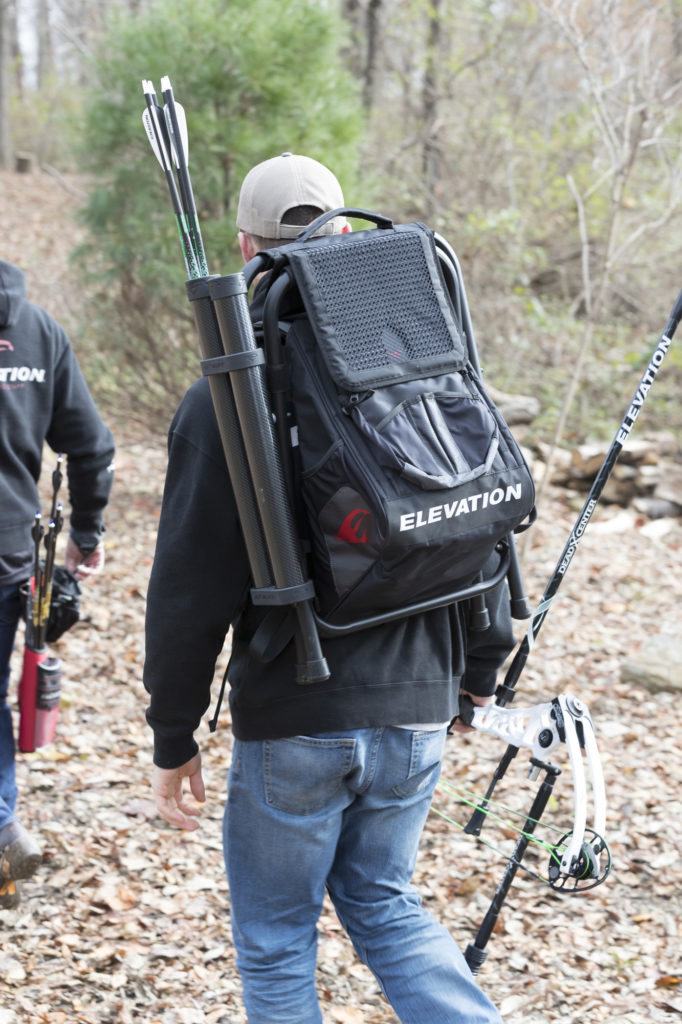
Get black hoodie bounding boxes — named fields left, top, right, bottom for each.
left=144, top=376, right=516, bottom=767
left=0, top=260, right=115, bottom=577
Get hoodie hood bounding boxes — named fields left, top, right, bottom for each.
left=0, top=260, right=27, bottom=329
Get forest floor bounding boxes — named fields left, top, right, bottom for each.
left=0, top=168, right=681, bottom=1024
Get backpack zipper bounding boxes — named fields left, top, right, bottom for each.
left=342, top=390, right=375, bottom=415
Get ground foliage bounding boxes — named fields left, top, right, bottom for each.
left=1, top=170, right=681, bottom=1023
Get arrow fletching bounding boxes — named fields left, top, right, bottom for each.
left=160, top=76, right=190, bottom=169
left=142, top=82, right=172, bottom=171
left=164, top=97, right=189, bottom=168
left=142, top=110, right=164, bottom=168
left=141, top=75, right=205, bottom=279
left=146, top=79, right=172, bottom=155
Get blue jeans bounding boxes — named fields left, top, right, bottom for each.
left=224, top=726, right=503, bottom=1024
left=0, top=582, right=22, bottom=831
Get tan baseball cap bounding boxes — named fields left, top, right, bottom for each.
left=236, top=152, right=345, bottom=239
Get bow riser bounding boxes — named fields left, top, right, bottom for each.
left=469, top=692, right=606, bottom=883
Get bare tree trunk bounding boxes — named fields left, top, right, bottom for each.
left=0, top=0, right=12, bottom=169
left=340, top=0, right=384, bottom=113
left=364, top=0, right=383, bottom=112
left=422, top=0, right=442, bottom=218
left=340, top=0, right=364, bottom=82
left=671, top=0, right=682, bottom=60
left=37, top=0, right=54, bottom=88
left=9, top=0, right=21, bottom=96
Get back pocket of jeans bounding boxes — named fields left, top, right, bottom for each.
left=264, top=735, right=356, bottom=815
left=392, top=728, right=446, bottom=798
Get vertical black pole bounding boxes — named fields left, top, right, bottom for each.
left=186, top=277, right=274, bottom=590
left=464, top=760, right=561, bottom=975
left=208, top=273, right=329, bottom=684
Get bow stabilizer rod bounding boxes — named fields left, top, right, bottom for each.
left=501, top=289, right=682, bottom=704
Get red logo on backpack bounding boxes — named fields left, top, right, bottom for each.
left=337, top=509, right=370, bottom=543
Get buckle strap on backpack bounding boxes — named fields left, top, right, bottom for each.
left=201, top=350, right=265, bottom=375
left=249, top=607, right=297, bottom=664
left=514, top=505, right=537, bottom=534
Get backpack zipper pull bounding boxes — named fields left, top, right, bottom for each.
left=342, top=390, right=374, bottom=415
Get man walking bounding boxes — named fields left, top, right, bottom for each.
left=144, top=154, right=509, bottom=1023
left=0, top=258, right=114, bottom=909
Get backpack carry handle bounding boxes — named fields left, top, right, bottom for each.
left=296, top=207, right=393, bottom=243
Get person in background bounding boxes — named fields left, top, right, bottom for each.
left=0, top=259, right=115, bottom=910
left=144, top=154, right=511, bottom=1024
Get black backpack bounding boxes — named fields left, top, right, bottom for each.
left=252, top=212, right=535, bottom=628
left=193, top=209, right=534, bottom=679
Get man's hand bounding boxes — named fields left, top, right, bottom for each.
left=64, top=537, right=105, bottom=581
left=152, top=753, right=206, bottom=831
left=451, top=690, right=495, bottom=734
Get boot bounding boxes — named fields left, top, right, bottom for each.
left=0, top=821, right=42, bottom=882
left=0, top=879, right=21, bottom=910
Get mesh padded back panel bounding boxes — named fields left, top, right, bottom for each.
left=285, top=225, right=467, bottom=389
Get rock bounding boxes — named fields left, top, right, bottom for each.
left=638, top=515, right=680, bottom=538
left=570, top=439, right=659, bottom=479
left=536, top=432, right=681, bottom=514
left=640, top=430, right=679, bottom=457
left=14, top=151, right=34, bottom=174
left=634, top=463, right=661, bottom=493
left=530, top=443, right=573, bottom=485
left=602, top=464, right=638, bottom=505
left=486, top=384, right=540, bottom=426
left=652, top=463, right=682, bottom=509
left=621, top=634, right=682, bottom=693
left=632, top=497, right=681, bottom=520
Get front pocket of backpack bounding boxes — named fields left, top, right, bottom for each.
left=302, top=443, right=381, bottom=607
left=349, top=376, right=500, bottom=492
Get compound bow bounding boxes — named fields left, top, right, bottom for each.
left=446, top=289, right=682, bottom=974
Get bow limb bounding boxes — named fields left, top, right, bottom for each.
left=556, top=695, right=588, bottom=875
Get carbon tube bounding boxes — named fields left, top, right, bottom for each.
left=186, top=276, right=273, bottom=589
left=208, top=273, right=329, bottom=683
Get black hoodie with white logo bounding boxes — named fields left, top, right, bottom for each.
left=143, top=282, right=517, bottom=764
left=0, top=260, right=115, bottom=577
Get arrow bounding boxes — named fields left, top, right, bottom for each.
left=160, top=76, right=208, bottom=276
left=141, top=80, right=199, bottom=278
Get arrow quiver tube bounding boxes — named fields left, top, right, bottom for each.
left=188, top=273, right=329, bottom=685
left=18, top=647, right=44, bottom=752
left=187, top=276, right=275, bottom=588
left=18, top=646, right=62, bottom=753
